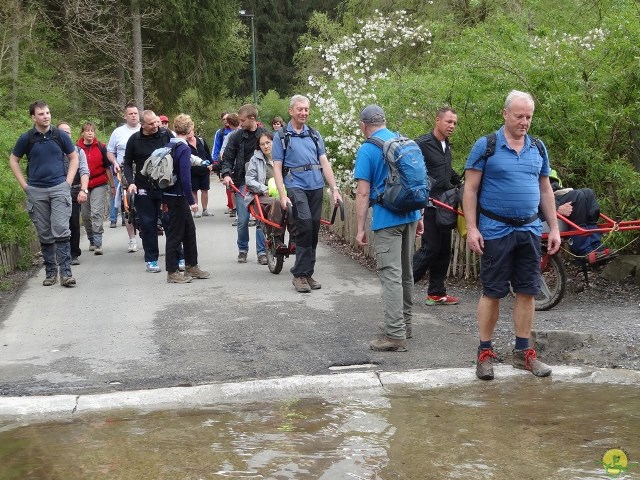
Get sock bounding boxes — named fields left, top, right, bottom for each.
left=515, top=336, right=529, bottom=351
left=479, top=340, right=492, bottom=350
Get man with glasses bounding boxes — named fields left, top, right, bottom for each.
left=220, top=104, right=268, bottom=264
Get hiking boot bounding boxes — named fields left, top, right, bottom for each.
left=369, top=335, right=407, bottom=352
left=248, top=219, right=257, bottom=227
left=292, top=276, right=311, bottom=293
left=71, top=256, right=80, bottom=265
left=60, top=276, right=76, bottom=287
left=89, top=244, right=95, bottom=252
left=121, top=217, right=126, bottom=226
left=232, top=219, right=238, bottom=226
left=42, top=275, right=57, bottom=287
left=306, top=276, right=321, bottom=290
left=146, top=261, right=161, bottom=273
left=110, top=221, right=116, bottom=228
left=229, top=209, right=236, bottom=218
left=512, top=348, right=552, bottom=377
left=378, top=322, right=412, bottom=339
left=238, top=252, right=247, bottom=263
left=202, top=209, right=212, bottom=216
left=186, top=265, right=210, bottom=279
left=94, top=246, right=103, bottom=255
left=258, top=254, right=268, bottom=265
left=425, top=294, right=460, bottom=306
left=178, top=259, right=185, bottom=271
left=167, top=271, right=192, bottom=284
left=476, top=347, right=497, bottom=380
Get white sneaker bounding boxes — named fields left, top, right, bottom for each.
left=202, top=209, right=212, bottom=216
left=128, top=240, right=138, bottom=253
left=194, top=211, right=202, bottom=218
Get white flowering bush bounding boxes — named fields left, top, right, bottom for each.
left=304, top=10, right=432, bottom=174
left=530, top=28, right=608, bottom=61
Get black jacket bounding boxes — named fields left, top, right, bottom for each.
left=123, top=127, right=174, bottom=190
left=414, top=130, right=461, bottom=196
left=220, top=126, right=268, bottom=185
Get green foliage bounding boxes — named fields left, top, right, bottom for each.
left=257, top=90, right=290, bottom=127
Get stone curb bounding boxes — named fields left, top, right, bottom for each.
left=1, top=366, right=639, bottom=424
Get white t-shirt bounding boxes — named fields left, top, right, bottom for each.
left=107, top=123, right=140, bottom=165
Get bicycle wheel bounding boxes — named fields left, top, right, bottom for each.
left=267, top=240, right=284, bottom=274
left=535, top=253, right=566, bottom=311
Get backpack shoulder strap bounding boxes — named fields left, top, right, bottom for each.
left=365, top=136, right=385, bottom=149
left=530, top=136, right=547, bottom=161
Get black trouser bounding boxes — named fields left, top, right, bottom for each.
left=288, top=187, right=322, bottom=278
left=164, top=196, right=198, bottom=273
left=412, top=207, right=452, bottom=296
left=70, top=197, right=81, bottom=258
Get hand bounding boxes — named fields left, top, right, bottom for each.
left=280, top=195, right=291, bottom=210
left=331, top=188, right=342, bottom=205
left=416, top=217, right=424, bottom=237
left=128, top=183, right=138, bottom=194
left=557, top=202, right=572, bottom=216
left=77, top=191, right=88, bottom=204
left=113, top=163, right=121, bottom=173
left=356, top=230, right=368, bottom=246
left=546, top=229, right=561, bottom=255
left=190, top=204, right=198, bottom=213
left=222, top=176, right=234, bottom=187
left=466, top=227, right=484, bottom=255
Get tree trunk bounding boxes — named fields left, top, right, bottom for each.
left=131, top=0, right=144, bottom=110
left=10, top=23, right=19, bottom=110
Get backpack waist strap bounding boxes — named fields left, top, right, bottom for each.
left=285, top=164, right=322, bottom=173
left=479, top=207, right=538, bottom=227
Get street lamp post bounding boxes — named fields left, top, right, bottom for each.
left=239, top=10, right=257, bottom=105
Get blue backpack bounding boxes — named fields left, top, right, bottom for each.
left=366, top=135, right=429, bottom=214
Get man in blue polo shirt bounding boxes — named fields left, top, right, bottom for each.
left=354, top=105, right=422, bottom=352
left=272, top=95, right=342, bottom=293
left=463, top=90, right=561, bottom=380
left=9, top=100, right=79, bottom=287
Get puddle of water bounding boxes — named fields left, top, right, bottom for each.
left=0, top=380, right=638, bottom=479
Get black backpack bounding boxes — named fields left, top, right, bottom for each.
left=461, top=132, right=547, bottom=227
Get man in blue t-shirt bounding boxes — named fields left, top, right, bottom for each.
left=463, top=90, right=561, bottom=381
left=353, top=105, right=422, bottom=352
left=9, top=100, right=80, bottom=287
left=272, top=95, right=342, bottom=293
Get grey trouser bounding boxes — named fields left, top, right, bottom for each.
left=26, top=181, right=72, bottom=244
left=372, top=221, right=418, bottom=340
left=81, top=184, right=108, bottom=247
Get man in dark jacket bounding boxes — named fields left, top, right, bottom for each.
left=220, top=104, right=268, bottom=264
left=413, top=107, right=462, bottom=305
left=123, top=110, right=174, bottom=273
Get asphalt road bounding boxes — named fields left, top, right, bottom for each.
left=0, top=183, right=479, bottom=397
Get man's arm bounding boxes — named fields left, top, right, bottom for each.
left=273, top=161, right=290, bottom=210
left=77, top=149, right=90, bottom=204
left=220, top=131, right=238, bottom=186
left=123, top=136, right=136, bottom=192
left=539, top=176, right=561, bottom=254
left=8, top=154, right=27, bottom=190
left=319, top=154, right=342, bottom=205
left=65, top=150, right=79, bottom=186
left=463, top=169, right=484, bottom=255
left=355, top=179, right=370, bottom=246
left=107, top=151, right=120, bottom=172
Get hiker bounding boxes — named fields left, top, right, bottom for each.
left=106, top=102, right=140, bottom=252
left=272, top=95, right=342, bottom=293
left=76, top=122, right=114, bottom=258
left=220, top=104, right=268, bottom=265
left=187, top=131, right=213, bottom=218
left=8, top=100, right=79, bottom=287
left=270, top=116, right=284, bottom=132
left=463, top=90, right=561, bottom=381
left=163, top=114, right=210, bottom=284
left=413, top=107, right=462, bottom=306
left=56, top=122, right=90, bottom=263
left=123, top=109, right=174, bottom=273
left=354, top=105, right=422, bottom=351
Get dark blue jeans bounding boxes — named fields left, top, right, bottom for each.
left=164, top=196, right=197, bottom=273
left=135, top=190, right=163, bottom=263
left=288, top=187, right=323, bottom=278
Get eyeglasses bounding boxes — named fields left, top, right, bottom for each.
left=259, top=141, right=272, bottom=147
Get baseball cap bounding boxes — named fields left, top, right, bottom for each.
left=360, top=105, right=386, bottom=124
left=159, top=115, right=169, bottom=123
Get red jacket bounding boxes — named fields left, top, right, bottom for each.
left=77, top=138, right=109, bottom=189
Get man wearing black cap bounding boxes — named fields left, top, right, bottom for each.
left=354, top=105, right=422, bottom=352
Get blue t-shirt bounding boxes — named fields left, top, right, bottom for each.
left=12, top=127, right=75, bottom=188
left=353, top=128, right=421, bottom=231
left=464, top=127, right=551, bottom=240
left=272, top=123, right=325, bottom=190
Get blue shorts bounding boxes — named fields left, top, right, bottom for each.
left=480, top=230, right=541, bottom=298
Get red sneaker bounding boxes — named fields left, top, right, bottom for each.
left=425, top=294, right=460, bottom=306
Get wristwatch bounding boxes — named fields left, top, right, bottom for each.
left=82, top=189, right=89, bottom=194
